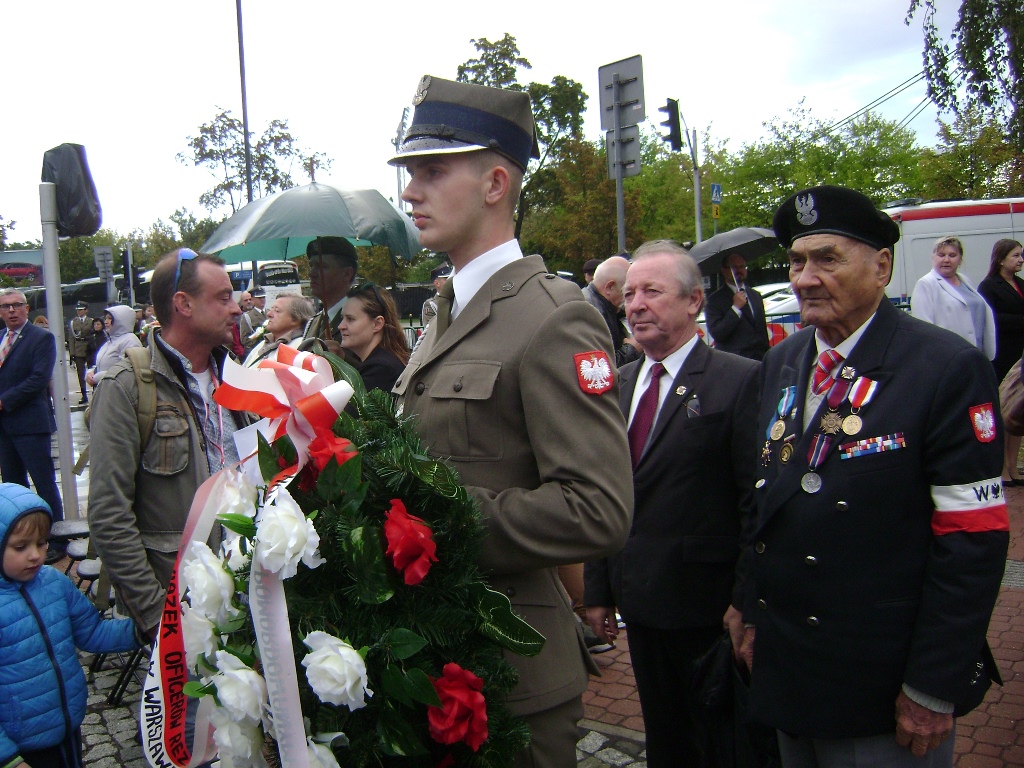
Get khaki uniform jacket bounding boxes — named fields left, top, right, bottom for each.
left=393, top=255, right=633, bottom=716
left=69, top=315, right=92, bottom=358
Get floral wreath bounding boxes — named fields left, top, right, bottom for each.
left=175, top=352, right=543, bottom=768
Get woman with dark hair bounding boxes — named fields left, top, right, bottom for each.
left=86, top=317, right=106, bottom=369
left=338, top=282, right=409, bottom=393
left=979, top=238, right=1024, bottom=485
left=979, top=238, right=1024, bottom=382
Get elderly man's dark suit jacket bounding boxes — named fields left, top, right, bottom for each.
left=705, top=284, right=770, bottom=361
left=744, top=299, right=1008, bottom=739
left=0, top=322, right=57, bottom=437
left=585, top=339, right=760, bottom=628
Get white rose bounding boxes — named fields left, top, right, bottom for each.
left=221, top=533, right=250, bottom=573
left=254, top=488, right=325, bottom=579
left=306, top=738, right=341, bottom=768
left=212, top=650, right=268, bottom=724
left=210, top=706, right=267, bottom=768
left=301, top=631, right=372, bottom=711
left=181, top=604, right=218, bottom=669
left=220, top=469, right=259, bottom=520
left=182, top=541, right=238, bottom=625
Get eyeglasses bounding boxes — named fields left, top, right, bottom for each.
left=0, top=302, right=26, bottom=311
left=173, top=248, right=199, bottom=292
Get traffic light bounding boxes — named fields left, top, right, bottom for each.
left=120, top=249, right=130, bottom=284
left=659, top=98, right=682, bottom=152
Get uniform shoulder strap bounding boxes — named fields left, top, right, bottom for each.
left=124, top=346, right=157, bottom=446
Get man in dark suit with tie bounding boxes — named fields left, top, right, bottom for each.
left=705, top=252, right=771, bottom=360
left=740, top=186, right=1008, bottom=767
left=0, top=289, right=63, bottom=530
left=584, top=239, right=760, bottom=766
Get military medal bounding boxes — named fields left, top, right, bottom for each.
left=761, top=440, right=773, bottom=467
left=779, top=442, right=794, bottom=464
left=803, top=433, right=832, bottom=494
left=801, top=472, right=822, bottom=493
left=843, top=377, right=878, bottom=437
left=767, top=386, right=797, bottom=442
left=820, top=410, right=844, bottom=435
left=842, top=414, right=863, bottom=435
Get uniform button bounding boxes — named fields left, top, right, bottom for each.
left=755, top=542, right=765, bottom=554
left=414, top=382, right=425, bottom=395
left=453, top=381, right=463, bottom=392
left=505, top=586, right=516, bottom=597
left=835, top=501, right=849, bottom=511
left=757, top=599, right=767, bottom=610
left=805, top=555, right=818, bottom=566
left=807, top=616, right=820, bottom=627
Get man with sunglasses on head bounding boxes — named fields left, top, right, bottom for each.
left=0, top=289, right=63, bottom=557
left=88, top=249, right=252, bottom=644
left=303, top=236, right=358, bottom=356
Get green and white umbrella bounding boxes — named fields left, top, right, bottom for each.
left=201, top=183, right=422, bottom=263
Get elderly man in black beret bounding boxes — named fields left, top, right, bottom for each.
left=739, top=185, right=1009, bottom=767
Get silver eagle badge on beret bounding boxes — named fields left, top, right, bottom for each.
left=796, top=193, right=818, bottom=226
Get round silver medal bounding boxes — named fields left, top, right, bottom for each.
left=801, top=472, right=823, bottom=494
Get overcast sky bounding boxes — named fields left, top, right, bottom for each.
left=1, top=0, right=957, bottom=244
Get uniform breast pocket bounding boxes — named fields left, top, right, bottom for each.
left=141, top=403, right=190, bottom=476
left=428, top=361, right=502, bottom=461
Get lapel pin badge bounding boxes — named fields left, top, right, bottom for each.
left=675, top=385, right=687, bottom=397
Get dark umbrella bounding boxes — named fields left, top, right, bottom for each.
left=689, top=227, right=779, bottom=276
left=200, top=183, right=422, bottom=262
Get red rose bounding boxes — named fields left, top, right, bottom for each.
left=427, top=663, right=488, bottom=752
left=383, top=499, right=438, bottom=586
left=307, top=430, right=357, bottom=472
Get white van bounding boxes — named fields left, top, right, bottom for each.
left=883, top=197, right=1024, bottom=303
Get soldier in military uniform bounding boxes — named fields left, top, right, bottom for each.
left=67, top=300, right=92, bottom=404
left=420, top=264, right=451, bottom=328
left=740, top=186, right=1008, bottom=767
left=389, top=75, right=632, bottom=767
left=239, top=287, right=267, bottom=350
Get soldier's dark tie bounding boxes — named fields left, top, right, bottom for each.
left=628, top=362, right=665, bottom=469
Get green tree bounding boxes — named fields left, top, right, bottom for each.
left=179, top=108, right=333, bottom=215
left=171, top=209, right=224, bottom=252
left=456, top=34, right=589, bottom=239
left=0, top=215, right=13, bottom=250
left=906, top=0, right=1024, bottom=148
left=918, top=106, right=1023, bottom=197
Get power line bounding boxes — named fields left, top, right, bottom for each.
left=820, top=71, right=928, bottom=137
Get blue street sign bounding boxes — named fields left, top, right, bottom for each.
left=711, top=183, right=722, bottom=204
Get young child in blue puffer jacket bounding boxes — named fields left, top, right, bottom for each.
left=0, top=483, right=142, bottom=768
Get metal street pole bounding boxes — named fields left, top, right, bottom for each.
left=613, top=74, right=626, bottom=254
left=236, top=0, right=258, bottom=283
left=39, top=182, right=79, bottom=519
left=691, top=129, right=702, bottom=244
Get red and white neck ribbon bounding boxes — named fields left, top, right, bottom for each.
left=214, top=345, right=354, bottom=475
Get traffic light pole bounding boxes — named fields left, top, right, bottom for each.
left=688, top=128, right=702, bottom=244
left=612, top=74, right=626, bottom=254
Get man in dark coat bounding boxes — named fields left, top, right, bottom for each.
left=0, top=289, right=62, bottom=528
left=584, top=240, right=759, bottom=766
left=704, top=252, right=770, bottom=360
left=740, top=186, right=1008, bottom=767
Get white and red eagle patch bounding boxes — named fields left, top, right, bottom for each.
left=575, top=351, right=613, bottom=395
left=969, top=403, right=996, bottom=443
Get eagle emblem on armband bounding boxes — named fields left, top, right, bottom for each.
left=575, top=351, right=613, bottom=395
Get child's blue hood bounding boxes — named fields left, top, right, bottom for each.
left=0, top=483, right=52, bottom=581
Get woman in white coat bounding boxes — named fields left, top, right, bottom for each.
left=911, top=235, right=996, bottom=359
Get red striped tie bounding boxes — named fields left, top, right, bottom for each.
left=812, top=349, right=844, bottom=395
left=628, top=363, right=666, bottom=469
